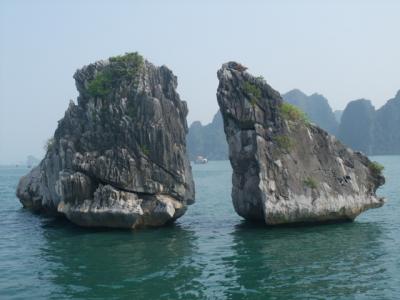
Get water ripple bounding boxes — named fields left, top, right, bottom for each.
left=0, top=159, right=399, bottom=299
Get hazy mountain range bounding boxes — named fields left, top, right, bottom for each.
left=339, top=91, right=400, bottom=155
left=187, top=89, right=400, bottom=160
left=187, top=111, right=228, bottom=160
left=283, top=89, right=339, bottom=135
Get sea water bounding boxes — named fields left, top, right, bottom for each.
left=0, top=157, right=399, bottom=299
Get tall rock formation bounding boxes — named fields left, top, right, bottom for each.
left=187, top=110, right=228, bottom=160
left=16, top=52, right=195, bottom=228
left=217, top=62, right=385, bottom=225
left=372, top=91, right=400, bottom=154
left=338, top=99, right=375, bottom=154
left=283, top=89, right=339, bottom=135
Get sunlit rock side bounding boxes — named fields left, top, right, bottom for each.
left=216, top=62, right=385, bottom=225
left=16, top=53, right=194, bottom=228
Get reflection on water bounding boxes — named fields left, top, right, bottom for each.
left=1, top=158, right=400, bottom=299
left=229, top=221, right=388, bottom=299
left=41, top=220, right=201, bottom=300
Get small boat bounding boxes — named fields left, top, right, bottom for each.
left=194, top=156, right=208, bottom=164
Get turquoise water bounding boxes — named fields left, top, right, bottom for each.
left=0, top=157, right=399, bottom=299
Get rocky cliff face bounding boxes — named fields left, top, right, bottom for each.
left=283, top=89, right=339, bottom=136
left=16, top=53, right=195, bottom=228
left=217, top=62, right=385, bottom=225
left=187, top=110, right=228, bottom=160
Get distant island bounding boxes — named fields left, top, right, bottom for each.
left=338, top=91, right=400, bottom=155
left=187, top=111, right=228, bottom=161
left=188, top=89, right=400, bottom=159
left=282, top=89, right=339, bottom=135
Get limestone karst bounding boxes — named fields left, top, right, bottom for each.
left=217, top=62, right=385, bottom=224
left=16, top=53, right=195, bottom=228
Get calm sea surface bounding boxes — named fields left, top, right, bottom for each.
left=0, top=157, right=399, bottom=299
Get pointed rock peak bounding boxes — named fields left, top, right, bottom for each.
left=285, top=88, right=308, bottom=98
left=220, top=61, right=248, bottom=73
left=190, top=120, right=203, bottom=128
left=310, top=92, right=326, bottom=99
left=346, top=99, right=375, bottom=110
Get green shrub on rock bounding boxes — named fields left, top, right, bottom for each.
left=304, top=177, right=318, bottom=189
left=280, top=102, right=309, bottom=124
left=243, top=81, right=262, bottom=106
left=87, top=52, right=144, bottom=98
left=369, top=161, right=384, bottom=176
left=275, top=135, right=293, bottom=152
left=140, top=144, right=150, bottom=156
left=87, top=72, right=112, bottom=97
left=109, top=52, right=144, bottom=67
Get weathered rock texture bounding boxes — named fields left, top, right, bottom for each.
left=17, top=53, right=194, bottom=228
left=217, top=62, right=385, bottom=225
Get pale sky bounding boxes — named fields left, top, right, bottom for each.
left=1, top=0, right=399, bottom=164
